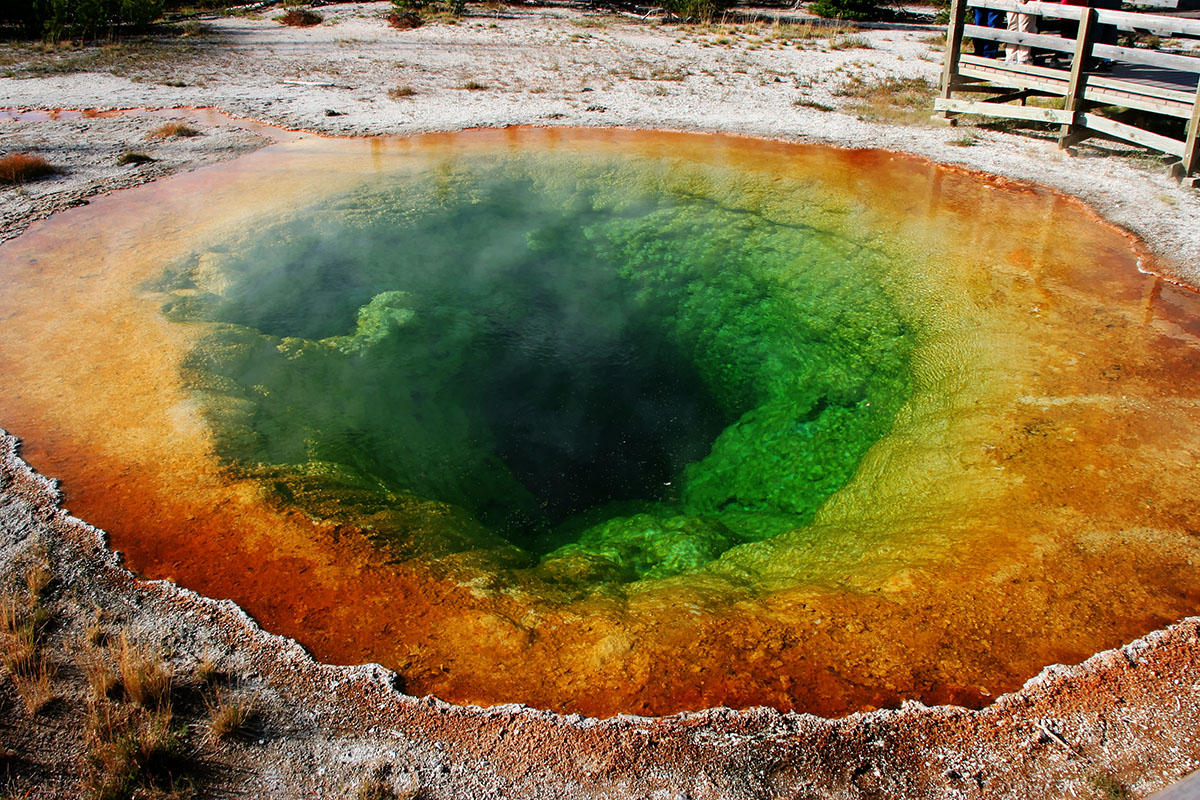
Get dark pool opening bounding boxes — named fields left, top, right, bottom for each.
left=162, top=157, right=915, bottom=573
left=164, top=173, right=738, bottom=551
left=467, top=295, right=731, bottom=548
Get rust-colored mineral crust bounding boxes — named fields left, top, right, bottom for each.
left=3, top=429, right=1197, bottom=799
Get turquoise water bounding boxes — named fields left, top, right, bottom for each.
left=157, top=154, right=916, bottom=582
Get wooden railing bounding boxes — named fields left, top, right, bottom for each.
left=935, top=0, right=1200, bottom=180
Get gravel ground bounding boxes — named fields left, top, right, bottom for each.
left=1, top=4, right=1199, bottom=798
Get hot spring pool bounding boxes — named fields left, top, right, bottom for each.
left=2, top=127, right=1198, bottom=716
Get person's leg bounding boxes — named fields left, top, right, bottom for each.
left=974, top=7, right=1000, bottom=58
left=1006, top=10, right=1035, bottom=64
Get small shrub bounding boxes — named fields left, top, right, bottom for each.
left=113, top=634, right=172, bottom=709
left=795, top=98, right=834, bottom=112
left=460, top=80, right=487, bottom=90
left=0, top=153, right=55, bottom=185
left=149, top=122, right=199, bottom=139
left=117, top=152, right=155, bottom=165
left=811, top=0, right=885, bottom=22
left=658, top=0, right=736, bottom=22
left=278, top=8, right=323, bottom=27
left=391, top=0, right=464, bottom=24
left=389, top=85, right=417, bottom=99
left=387, top=11, right=422, bottom=28
left=949, top=133, right=977, bottom=147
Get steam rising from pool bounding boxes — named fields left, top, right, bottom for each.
left=1, top=127, right=1198, bottom=716
left=155, top=157, right=913, bottom=579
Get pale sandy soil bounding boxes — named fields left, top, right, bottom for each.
left=1, top=4, right=1200, bottom=798
left=0, top=2, right=1198, bottom=277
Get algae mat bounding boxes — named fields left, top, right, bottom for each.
left=1, top=127, right=1198, bottom=717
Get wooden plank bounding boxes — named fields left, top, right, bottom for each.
left=1088, top=71, right=1198, bottom=104
left=1094, top=7, right=1200, bottom=37
left=1126, top=0, right=1185, bottom=8
left=967, top=0, right=1200, bottom=36
left=1123, top=0, right=1180, bottom=8
left=935, top=97, right=1076, bottom=122
left=960, top=54, right=1071, bottom=82
left=941, top=0, right=970, bottom=99
left=1093, top=43, right=1200, bottom=73
left=1082, top=83, right=1195, bottom=117
left=959, top=63, right=1070, bottom=96
left=1080, top=111, right=1187, bottom=156
left=967, top=0, right=1083, bottom=21
left=962, top=24, right=1076, bottom=53
left=1146, top=770, right=1200, bottom=800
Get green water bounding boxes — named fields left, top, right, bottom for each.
left=157, top=154, right=916, bottom=583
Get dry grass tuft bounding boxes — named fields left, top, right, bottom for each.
left=149, top=122, right=200, bottom=139
left=460, top=80, right=488, bottom=90
left=12, top=655, right=57, bottom=714
left=195, top=656, right=220, bottom=685
left=829, top=34, right=870, bottom=50
left=23, top=562, right=52, bottom=599
left=278, top=8, right=323, bottom=27
left=113, top=634, right=172, bottom=709
left=81, top=650, right=120, bottom=702
left=833, top=75, right=937, bottom=125
left=0, top=153, right=56, bottom=185
left=763, top=20, right=858, bottom=44
left=86, top=621, right=107, bottom=647
left=0, top=591, right=24, bottom=637
left=354, top=764, right=420, bottom=800
left=389, top=85, right=417, bottom=99
left=1089, top=773, right=1132, bottom=800
left=205, top=689, right=254, bottom=741
left=85, top=699, right=190, bottom=800
left=2, top=620, right=38, bottom=677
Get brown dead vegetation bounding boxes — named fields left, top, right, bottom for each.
left=0, top=152, right=55, bottom=184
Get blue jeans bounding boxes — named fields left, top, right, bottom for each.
left=973, top=8, right=1002, bottom=59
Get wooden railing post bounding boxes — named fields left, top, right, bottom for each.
left=1059, top=7, right=1099, bottom=149
left=1183, top=82, right=1200, bottom=179
left=938, top=0, right=969, bottom=119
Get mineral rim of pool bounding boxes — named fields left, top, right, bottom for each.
left=2, top=127, right=1199, bottom=717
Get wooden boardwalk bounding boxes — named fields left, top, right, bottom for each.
left=935, top=0, right=1200, bottom=180
left=1149, top=770, right=1200, bottom=800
